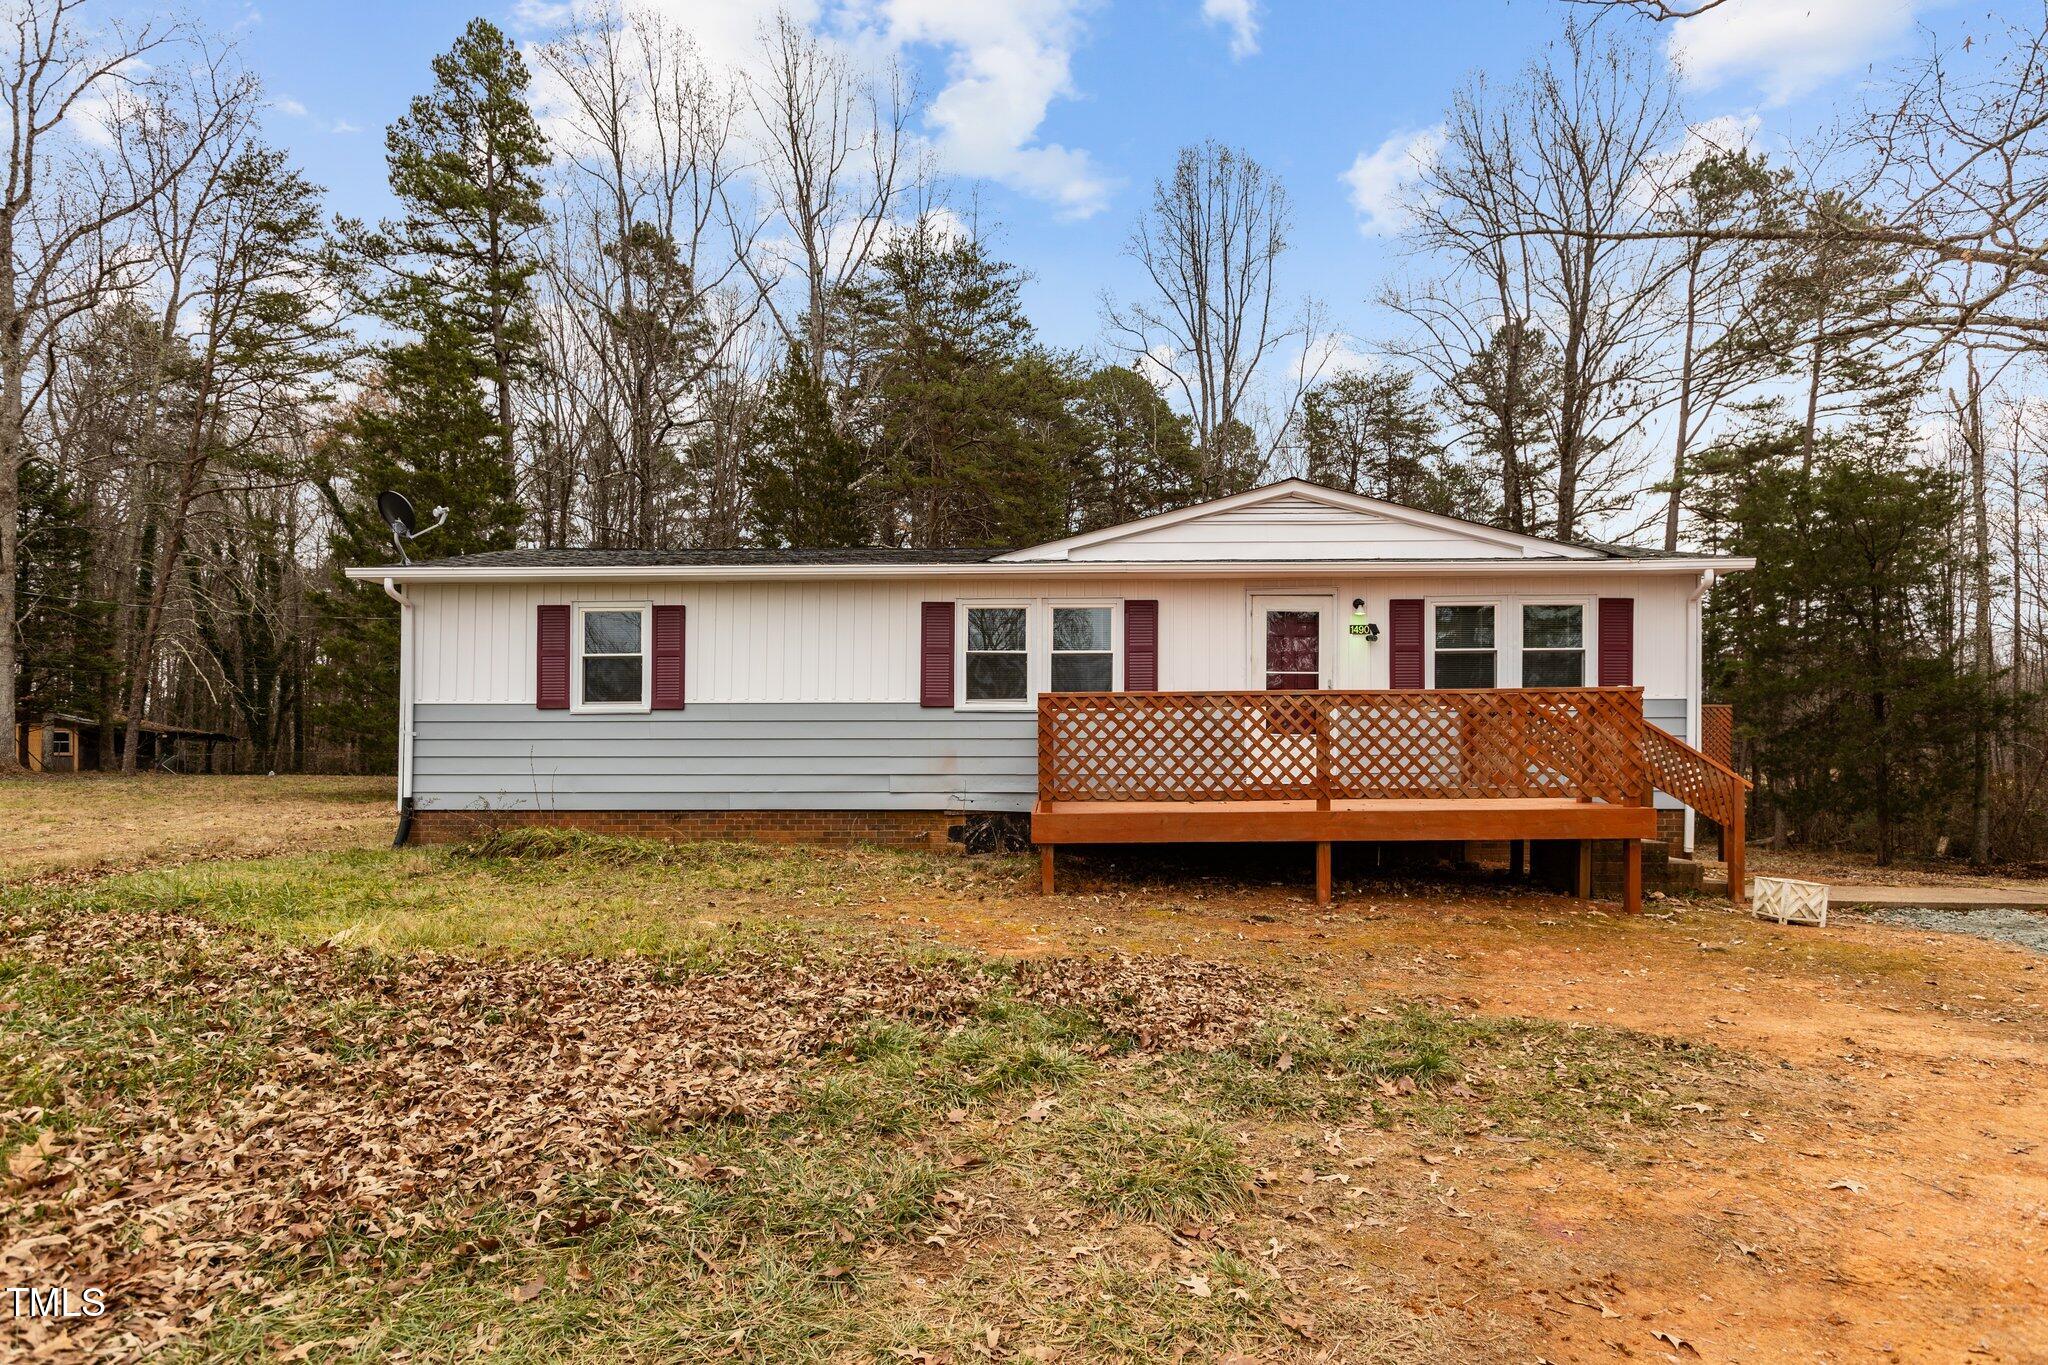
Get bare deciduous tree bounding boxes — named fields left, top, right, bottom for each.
left=0, top=1, right=247, bottom=771
left=1399, top=23, right=1683, bottom=538
left=730, top=11, right=913, bottom=386
left=1103, top=139, right=1331, bottom=496
left=532, top=1, right=757, bottom=546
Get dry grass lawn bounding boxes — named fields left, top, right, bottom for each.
left=0, top=774, right=393, bottom=880
left=3, top=780, right=2046, bottom=1363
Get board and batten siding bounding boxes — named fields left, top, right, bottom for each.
left=410, top=573, right=1699, bottom=704
left=403, top=572, right=1701, bottom=814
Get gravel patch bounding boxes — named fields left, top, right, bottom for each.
left=1860, top=906, right=2048, bottom=954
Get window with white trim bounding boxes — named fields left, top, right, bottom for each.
left=1049, top=604, right=1115, bottom=692
left=48, top=728, right=72, bottom=757
left=575, top=603, right=650, bottom=711
left=1521, top=603, right=1585, bottom=686
left=1433, top=604, right=1496, bottom=688
left=963, top=605, right=1029, bottom=705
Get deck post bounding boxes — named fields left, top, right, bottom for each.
left=1314, top=841, right=1332, bottom=905
left=1623, top=838, right=1642, bottom=915
left=1576, top=840, right=1593, bottom=902
left=1726, top=798, right=1746, bottom=906
left=1040, top=844, right=1055, bottom=895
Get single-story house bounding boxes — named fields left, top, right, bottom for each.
left=348, top=480, right=1754, bottom=908
left=14, top=712, right=237, bottom=773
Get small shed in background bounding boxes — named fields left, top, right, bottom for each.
left=15, top=712, right=237, bottom=773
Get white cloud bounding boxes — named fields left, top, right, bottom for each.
left=272, top=95, right=307, bottom=117
left=1632, top=113, right=1762, bottom=207
left=533, top=0, right=1111, bottom=219
left=1341, top=125, right=1441, bottom=236
left=510, top=0, right=575, bottom=33
left=63, top=59, right=152, bottom=150
left=853, top=0, right=1114, bottom=218
left=331, top=119, right=361, bottom=135
left=1201, top=0, right=1259, bottom=60
left=1669, top=0, right=1924, bottom=104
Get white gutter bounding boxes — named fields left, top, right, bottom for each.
left=1681, top=569, right=1718, bottom=855
left=382, top=576, right=413, bottom=809
left=348, top=556, right=1758, bottom=585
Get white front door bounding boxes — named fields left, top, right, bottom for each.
left=1248, top=594, right=1335, bottom=690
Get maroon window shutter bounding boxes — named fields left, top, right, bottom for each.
left=1124, top=600, right=1159, bottom=691
left=536, top=604, right=571, bottom=710
left=1598, top=597, right=1634, bottom=686
left=651, top=604, right=686, bottom=709
left=920, top=602, right=955, bottom=708
left=1388, top=599, right=1424, bottom=690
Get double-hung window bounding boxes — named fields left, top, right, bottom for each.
left=575, top=603, right=650, bottom=711
left=1049, top=605, right=1115, bottom=692
left=963, top=605, right=1029, bottom=705
left=1432, top=604, right=1497, bottom=688
left=1521, top=603, right=1585, bottom=686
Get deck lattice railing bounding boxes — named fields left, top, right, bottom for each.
left=1700, top=703, right=1735, bottom=769
left=1038, top=688, right=1656, bottom=808
left=1639, top=714, right=1751, bottom=893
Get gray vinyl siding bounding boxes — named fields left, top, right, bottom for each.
left=411, top=703, right=1039, bottom=812
left=411, top=696, right=1700, bottom=816
left=1646, top=698, right=1686, bottom=811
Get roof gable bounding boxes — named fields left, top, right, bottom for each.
left=998, top=480, right=1607, bottom=563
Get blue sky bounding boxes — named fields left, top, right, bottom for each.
left=196, top=0, right=1982, bottom=355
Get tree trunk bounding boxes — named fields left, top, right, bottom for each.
left=0, top=305, right=20, bottom=775
left=1964, top=356, right=1994, bottom=865
left=1664, top=250, right=1701, bottom=552
left=120, top=372, right=216, bottom=773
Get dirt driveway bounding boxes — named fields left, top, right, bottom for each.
left=841, top=860, right=2048, bottom=1361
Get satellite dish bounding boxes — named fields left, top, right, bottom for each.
left=376, top=488, right=449, bottom=564
left=377, top=489, right=417, bottom=536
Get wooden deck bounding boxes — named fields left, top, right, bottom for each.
left=1029, top=687, right=1747, bottom=912
left=1033, top=797, right=1657, bottom=844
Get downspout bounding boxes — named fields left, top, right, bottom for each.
left=1682, top=569, right=1717, bottom=855
left=383, top=576, right=416, bottom=847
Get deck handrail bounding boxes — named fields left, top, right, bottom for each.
left=1035, top=687, right=1747, bottom=905
left=1037, top=688, right=1653, bottom=807
left=1637, top=718, right=1750, bottom=899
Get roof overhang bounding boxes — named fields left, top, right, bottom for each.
left=348, top=556, right=1754, bottom=585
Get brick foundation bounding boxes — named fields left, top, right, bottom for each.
left=408, top=807, right=963, bottom=850
left=1655, top=808, right=1686, bottom=853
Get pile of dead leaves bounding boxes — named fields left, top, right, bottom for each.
left=1013, top=950, right=1270, bottom=1052
left=1, top=914, right=1281, bottom=1358
left=1, top=911, right=990, bottom=1358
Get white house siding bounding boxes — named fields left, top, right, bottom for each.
left=402, top=570, right=1702, bottom=814
left=1056, top=495, right=1534, bottom=561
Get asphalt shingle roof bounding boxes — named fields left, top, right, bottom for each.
left=401, top=546, right=1005, bottom=569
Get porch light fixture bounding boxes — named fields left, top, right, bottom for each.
left=1349, top=598, right=1379, bottom=641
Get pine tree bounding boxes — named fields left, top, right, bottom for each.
left=746, top=352, right=873, bottom=549
left=14, top=454, right=110, bottom=725
left=1444, top=321, right=1559, bottom=534
left=1069, top=365, right=1200, bottom=530
left=314, top=20, right=542, bottom=766
left=1299, top=368, right=1487, bottom=517
left=838, top=220, right=1083, bottom=548
left=366, top=17, right=547, bottom=473
left=1695, top=411, right=1991, bottom=863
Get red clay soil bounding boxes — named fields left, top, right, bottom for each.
left=838, top=865, right=2048, bottom=1362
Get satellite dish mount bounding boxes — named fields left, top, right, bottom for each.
left=377, top=489, right=449, bottom=565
